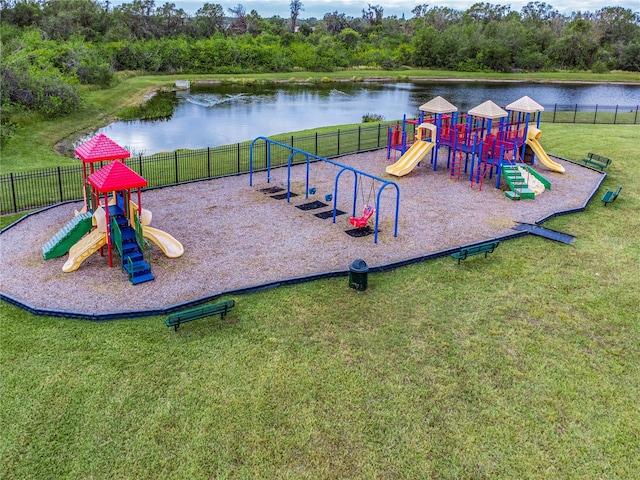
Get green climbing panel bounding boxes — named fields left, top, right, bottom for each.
left=42, top=212, right=93, bottom=260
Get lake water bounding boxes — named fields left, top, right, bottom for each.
left=97, top=81, right=640, bottom=155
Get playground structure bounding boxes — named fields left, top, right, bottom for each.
left=386, top=96, right=563, bottom=200
left=42, top=134, right=183, bottom=285
left=249, top=137, right=400, bottom=244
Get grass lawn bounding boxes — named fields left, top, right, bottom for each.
left=1, top=122, right=639, bottom=477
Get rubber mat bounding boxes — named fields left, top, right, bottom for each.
left=314, top=210, right=346, bottom=219
left=259, top=186, right=285, bottom=194
left=512, top=223, right=575, bottom=244
left=345, top=226, right=374, bottom=238
left=296, top=201, right=328, bottom=211
left=270, top=192, right=299, bottom=200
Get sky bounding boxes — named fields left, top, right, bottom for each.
left=164, top=0, right=636, bottom=19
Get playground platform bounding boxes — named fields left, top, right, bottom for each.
left=0, top=149, right=604, bottom=319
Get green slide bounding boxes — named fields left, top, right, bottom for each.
left=42, top=212, right=94, bottom=260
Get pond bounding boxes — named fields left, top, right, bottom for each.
left=97, top=81, right=640, bottom=155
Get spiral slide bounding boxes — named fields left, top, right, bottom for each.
left=386, top=141, right=435, bottom=177
left=526, top=128, right=565, bottom=173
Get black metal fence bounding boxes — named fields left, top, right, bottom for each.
left=1, top=104, right=638, bottom=215
left=1, top=124, right=388, bottom=215
left=540, top=103, right=639, bottom=125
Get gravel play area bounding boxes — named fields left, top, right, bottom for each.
left=1, top=149, right=603, bottom=316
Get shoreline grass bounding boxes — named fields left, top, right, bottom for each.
left=1, top=70, right=639, bottom=174
left=1, top=121, right=639, bottom=478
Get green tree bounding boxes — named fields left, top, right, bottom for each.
left=194, top=3, right=224, bottom=38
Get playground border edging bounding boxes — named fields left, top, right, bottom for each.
left=1, top=157, right=606, bottom=322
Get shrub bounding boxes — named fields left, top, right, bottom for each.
left=362, top=113, right=385, bottom=122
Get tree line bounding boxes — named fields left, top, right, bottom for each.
left=1, top=0, right=639, bottom=131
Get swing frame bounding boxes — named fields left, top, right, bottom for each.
left=249, top=136, right=400, bottom=244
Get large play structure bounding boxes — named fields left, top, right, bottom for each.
left=386, top=96, right=563, bottom=200
left=42, top=134, right=183, bottom=284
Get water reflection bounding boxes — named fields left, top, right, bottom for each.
left=98, top=81, right=639, bottom=155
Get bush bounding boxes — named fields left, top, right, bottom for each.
left=591, top=60, right=610, bottom=74
left=362, top=113, right=385, bottom=122
left=0, top=65, right=80, bottom=117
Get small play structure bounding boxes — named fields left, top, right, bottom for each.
left=249, top=137, right=400, bottom=244
left=386, top=95, right=564, bottom=200
left=42, top=134, right=183, bottom=285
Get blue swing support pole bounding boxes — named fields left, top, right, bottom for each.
left=249, top=136, right=400, bottom=244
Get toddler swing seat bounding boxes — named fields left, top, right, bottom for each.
left=349, top=204, right=375, bottom=228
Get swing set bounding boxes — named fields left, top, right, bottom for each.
left=249, top=136, right=400, bottom=244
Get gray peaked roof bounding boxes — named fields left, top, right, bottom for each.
left=506, top=96, right=545, bottom=113
left=419, top=96, right=458, bottom=114
left=468, top=100, right=508, bottom=119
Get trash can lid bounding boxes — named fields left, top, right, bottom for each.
left=349, top=258, right=369, bottom=273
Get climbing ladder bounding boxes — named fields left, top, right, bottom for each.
left=450, top=151, right=463, bottom=181
left=471, top=160, right=492, bottom=190
left=110, top=205, right=154, bottom=285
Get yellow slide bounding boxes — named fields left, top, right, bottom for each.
left=386, top=141, right=435, bottom=177
left=143, top=226, right=184, bottom=258
left=62, top=229, right=107, bottom=272
left=527, top=127, right=565, bottom=173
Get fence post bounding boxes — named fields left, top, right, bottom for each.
left=378, top=123, right=381, bottom=147
left=291, top=136, right=294, bottom=148
left=174, top=151, right=179, bottom=184
left=237, top=143, right=241, bottom=173
left=337, top=129, right=340, bottom=156
left=613, top=105, right=618, bottom=124
left=58, top=167, right=64, bottom=203
left=10, top=172, right=17, bottom=213
left=207, top=147, right=211, bottom=177
left=573, top=104, right=578, bottom=123
left=315, top=133, right=318, bottom=156
left=635, top=106, right=639, bottom=125
left=553, top=104, right=557, bottom=123
left=139, top=154, right=143, bottom=178
left=593, top=104, right=598, bottom=124
left=357, top=126, right=361, bottom=152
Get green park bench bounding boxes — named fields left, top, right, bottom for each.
left=451, top=241, right=500, bottom=265
left=165, top=299, right=235, bottom=331
left=581, top=152, right=612, bottom=170
left=602, top=185, right=622, bottom=206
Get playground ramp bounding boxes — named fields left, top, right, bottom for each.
left=386, top=141, right=435, bottom=177
left=527, top=128, right=565, bottom=173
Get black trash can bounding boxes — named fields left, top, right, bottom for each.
left=348, top=259, right=369, bottom=291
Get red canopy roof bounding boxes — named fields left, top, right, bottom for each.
left=88, top=160, right=147, bottom=192
left=75, top=133, right=131, bottom=163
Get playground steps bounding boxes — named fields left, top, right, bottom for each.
left=112, top=214, right=155, bottom=285
left=42, top=212, right=93, bottom=260
left=502, top=166, right=536, bottom=200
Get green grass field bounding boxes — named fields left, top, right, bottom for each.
left=1, top=121, right=639, bottom=477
